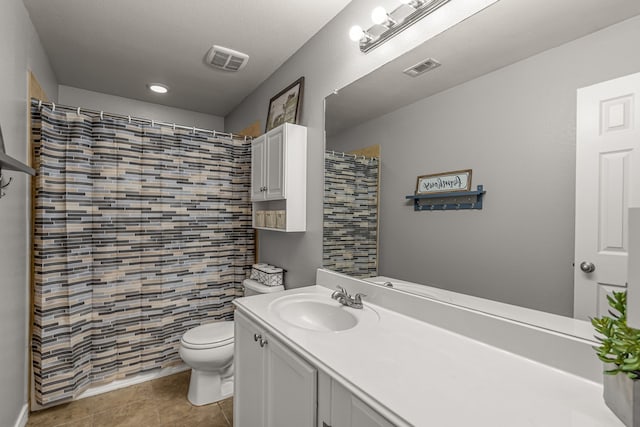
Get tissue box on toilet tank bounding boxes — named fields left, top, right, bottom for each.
left=250, top=264, right=284, bottom=287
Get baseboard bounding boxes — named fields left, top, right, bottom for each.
left=31, top=363, right=190, bottom=411
left=14, top=404, right=28, bottom=427
left=77, top=364, right=190, bottom=400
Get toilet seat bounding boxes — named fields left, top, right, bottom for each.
left=181, top=321, right=234, bottom=350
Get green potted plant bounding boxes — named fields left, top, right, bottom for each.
left=592, top=291, right=640, bottom=426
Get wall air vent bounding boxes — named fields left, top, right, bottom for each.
left=403, top=58, right=441, bottom=77
left=205, top=45, right=249, bottom=72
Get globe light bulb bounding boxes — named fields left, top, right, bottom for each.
left=371, top=6, right=389, bottom=25
left=349, top=25, right=365, bottom=42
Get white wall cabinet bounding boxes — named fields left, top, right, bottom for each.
left=251, top=123, right=307, bottom=232
left=234, top=311, right=317, bottom=427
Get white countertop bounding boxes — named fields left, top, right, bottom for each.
left=234, top=285, right=623, bottom=427
left=365, top=276, right=595, bottom=341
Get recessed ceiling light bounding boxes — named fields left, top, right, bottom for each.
left=147, top=83, right=169, bottom=94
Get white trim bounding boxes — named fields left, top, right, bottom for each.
left=31, top=364, right=190, bottom=411
left=77, top=364, right=190, bottom=400
left=14, top=404, right=28, bottom=427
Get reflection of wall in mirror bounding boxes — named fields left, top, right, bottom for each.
left=326, top=15, right=640, bottom=317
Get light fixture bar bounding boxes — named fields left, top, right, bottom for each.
left=360, top=0, right=451, bottom=53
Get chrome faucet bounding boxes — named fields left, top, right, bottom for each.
left=331, top=286, right=366, bottom=309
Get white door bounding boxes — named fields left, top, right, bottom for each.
left=574, top=72, right=640, bottom=320
left=234, top=313, right=266, bottom=427
left=265, top=127, right=285, bottom=200
left=251, top=135, right=266, bottom=201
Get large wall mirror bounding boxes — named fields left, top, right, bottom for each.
left=323, top=0, right=640, bottom=326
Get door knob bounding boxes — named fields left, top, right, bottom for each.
left=580, top=261, right=596, bottom=273
left=253, top=333, right=261, bottom=342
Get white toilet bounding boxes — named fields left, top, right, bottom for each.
left=179, top=278, right=284, bottom=406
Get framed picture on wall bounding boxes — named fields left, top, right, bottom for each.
left=415, top=169, right=472, bottom=195
left=265, top=77, right=304, bottom=132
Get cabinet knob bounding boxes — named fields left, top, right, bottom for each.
left=253, top=333, right=261, bottom=342
left=259, top=338, right=268, bottom=347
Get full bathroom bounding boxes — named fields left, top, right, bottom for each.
left=2, top=1, right=640, bottom=426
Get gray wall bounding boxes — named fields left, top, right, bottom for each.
left=0, top=0, right=57, bottom=425
left=327, top=16, right=640, bottom=316
left=59, top=86, right=224, bottom=131
left=224, top=0, right=495, bottom=287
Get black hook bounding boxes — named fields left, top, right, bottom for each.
left=0, top=174, right=13, bottom=198
left=0, top=176, right=13, bottom=189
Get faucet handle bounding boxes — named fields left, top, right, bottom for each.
left=354, top=293, right=366, bottom=303
left=331, top=286, right=346, bottom=300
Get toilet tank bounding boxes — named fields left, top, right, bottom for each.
left=243, top=278, right=284, bottom=296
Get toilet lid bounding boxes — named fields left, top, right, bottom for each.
left=181, top=321, right=234, bottom=348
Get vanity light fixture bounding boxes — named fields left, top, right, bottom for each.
left=399, top=0, right=426, bottom=9
left=350, top=0, right=451, bottom=53
left=371, top=6, right=397, bottom=27
left=349, top=25, right=374, bottom=42
left=147, top=83, right=169, bottom=94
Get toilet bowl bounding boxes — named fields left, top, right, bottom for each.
left=179, top=278, right=285, bottom=406
left=179, top=321, right=234, bottom=406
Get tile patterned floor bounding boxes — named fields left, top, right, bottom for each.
left=27, top=371, right=233, bottom=427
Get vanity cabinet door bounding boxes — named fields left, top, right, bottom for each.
left=331, top=380, right=394, bottom=427
left=235, top=311, right=317, bottom=427
left=234, top=312, right=266, bottom=427
left=265, top=334, right=317, bottom=427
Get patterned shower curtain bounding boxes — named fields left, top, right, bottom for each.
left=31, top=104, right=254, bottom=405
left=323, top=151, right=379, bottom=277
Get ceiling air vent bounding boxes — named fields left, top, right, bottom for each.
left=205, top=45, right=249, bottom=72
left=403, top=58, right=441, bottom=77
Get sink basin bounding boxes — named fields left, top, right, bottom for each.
left=269, top=293, right=378, bottom=332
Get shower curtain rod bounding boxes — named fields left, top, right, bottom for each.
left=30, top=98, right=249, bottom=140
left=326, top=149, right=379, bottom=162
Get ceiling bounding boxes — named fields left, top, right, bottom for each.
left=326, top=0, right=640, bottom=136
left=23, top=0, right=352, bottom=117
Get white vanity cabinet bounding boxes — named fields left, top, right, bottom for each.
left=234, top=311, right=317, bottom=427
left=250, top=123, right=307, bottom=232
left=327, top=379, right=395, bottom=427
left=234, top=310, right=394, bottom=427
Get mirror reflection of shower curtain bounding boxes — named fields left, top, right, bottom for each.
left=323, top=151, right=379, bottom=277
left=31, top=104, right=253, bottom=405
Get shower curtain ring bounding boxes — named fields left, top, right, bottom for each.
left=172, top=123, right=176, bottom=130
left=77, top=107, right=81, bottom=115
left=192, top=126, right=196, bottom=134
left=100, top=111, right=104, bottom=120
left=37, top=100, right=42, bottom=110
left=128, top=116, right=132, bottom=124
left=51, top=102, right=55, bottom=112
